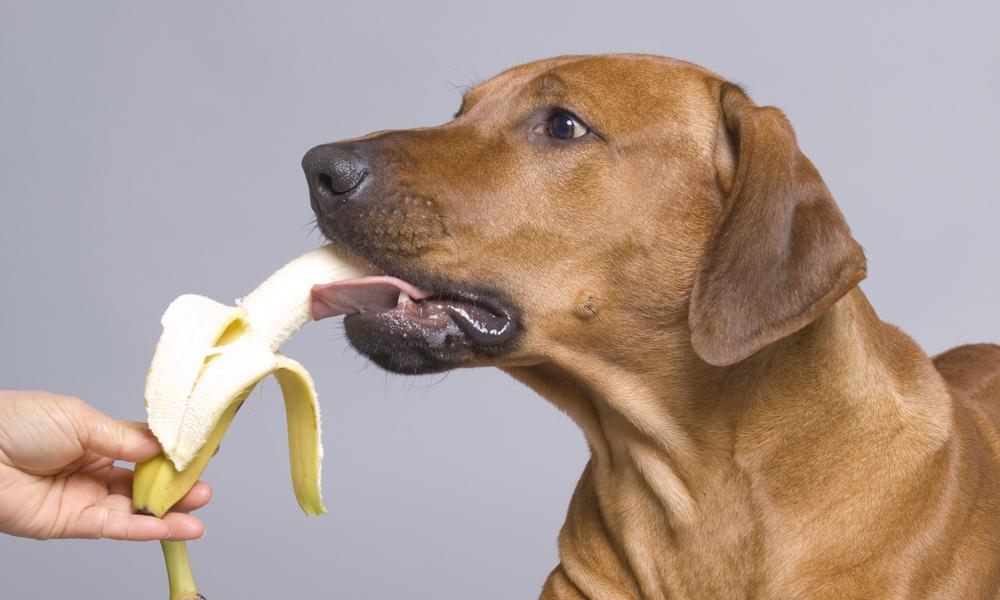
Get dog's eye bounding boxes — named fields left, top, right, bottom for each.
left=547, top=112, right=588, bottom=140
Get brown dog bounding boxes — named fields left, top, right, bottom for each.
left=303, top=54, right=1000, bottom=599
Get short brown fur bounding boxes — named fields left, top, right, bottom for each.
left=327, top=55, right=1000, bottom=598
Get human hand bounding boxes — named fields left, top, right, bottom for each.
left=0, top=390, right=211, bottom=541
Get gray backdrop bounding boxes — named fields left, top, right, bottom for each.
left=1, top=1, right=998, bottom=598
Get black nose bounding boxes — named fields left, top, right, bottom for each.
left=302, top=143, right=370, bottom=214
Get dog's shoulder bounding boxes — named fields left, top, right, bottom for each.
left=932, top=343, right=1000, bottom=403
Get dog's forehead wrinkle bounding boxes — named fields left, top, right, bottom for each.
left=523, top=75, right=606, bottom=121
left=460, top=57, right=599, bottom=119
left=537, top=74, right=567, bottom=96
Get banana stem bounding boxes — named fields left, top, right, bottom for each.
left=160, top=541, right=204, bottom=600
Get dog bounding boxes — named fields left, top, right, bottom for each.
left=302, top=54, right=1000, bottom=599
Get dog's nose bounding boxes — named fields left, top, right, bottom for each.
left=302, top=143, right=370, bottom=214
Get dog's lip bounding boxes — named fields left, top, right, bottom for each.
left=417, top=291, right=517, bottom=346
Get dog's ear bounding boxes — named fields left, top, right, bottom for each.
left=688, top=83, right=867, bottom=366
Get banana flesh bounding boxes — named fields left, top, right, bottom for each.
left=134, top=244, right=372, bottom=519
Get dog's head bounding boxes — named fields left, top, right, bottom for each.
left=304, top=54, right=866, bottom=374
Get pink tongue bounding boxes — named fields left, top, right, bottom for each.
left=310, top=276, right=432, bottom=320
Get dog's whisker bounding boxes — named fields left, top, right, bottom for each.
left=408, top=371, right=451, bottom=391
left=442, top=226, right=461, bottom=255
left=444, top=79, right=472, bottom=96
left=297, top=217, right=317, bottom=234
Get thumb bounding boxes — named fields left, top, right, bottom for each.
left=71, top=400, right=162, bottom=462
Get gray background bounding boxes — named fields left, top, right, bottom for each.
left=1, top=1, right=998, bottom=598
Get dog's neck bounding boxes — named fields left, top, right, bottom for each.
left=507, top=288, right=953, bottom=596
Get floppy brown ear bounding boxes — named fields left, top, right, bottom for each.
left=689, top=83, right=867, bottom=366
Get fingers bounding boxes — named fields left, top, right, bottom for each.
left=1, top=392, right=161, bottom=467
left=171, top=481, right=213, bottom=513
left=106, top=466, right=212, bottom=513
left=160, top=512, right=205, bottom=541
left=115, top=421, right=163, bottom=461
left=62, top=502, right=206, bottom=541
left=68, top=399, right=161, bottom=462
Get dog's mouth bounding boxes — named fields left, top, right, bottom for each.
left=309, top=267, right=518, bottom=373
left=311, top=276, right=516, bottom=346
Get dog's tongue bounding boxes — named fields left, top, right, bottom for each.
left=310, top=276, right=431, bottom=320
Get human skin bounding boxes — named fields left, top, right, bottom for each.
left=0, top=389, right=210, bottom=541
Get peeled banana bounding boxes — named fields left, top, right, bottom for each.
left=133, top=244, right=375, bottom=600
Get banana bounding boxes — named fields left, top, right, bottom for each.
left=132, top=244, right=376, bottom=599
left=144, top=245, right=372, bottom=473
